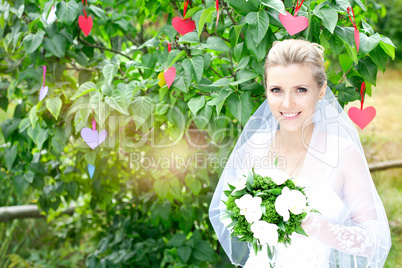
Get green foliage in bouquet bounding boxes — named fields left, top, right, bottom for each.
left=224, top=169, right=308, bottom=249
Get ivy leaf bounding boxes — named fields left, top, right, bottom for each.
left=154, top=180, right=170, bottom=199
left=177, top=246, right=192, bottom=263
left=261, top=0, right=286, bottom=14
left=359, top=32, right=380, bottom=55
left=183, top=56, right=204, bottom=83
left=334, top=26, right=355, bottom=47
left=105, top=89, right=129, bottom=115
left=14, top=175, right=29, bottom=198
left=46, top=97, right=63, bottom=120
left=187, top=95, right=206, bottom=115
left=314, top=5, right=338, bottom=34
left=129, top=96, right=153, bottom=130
left=202, top=37, right=229, bottom=52
left=227, top=91, right=254, bottom=125
left=4, top=144, right=18, bottom=171
left=379, top=36, right=395, bottom=60
left=193, top=105, right=212, bottom=129
left=56, top=0, right=79, bottom=26
left=249, top=10, right=270, bottom=45
left=43, top=34, right=67, bottom=58
left=361, top=19, right=374, bottom=35
left=197, top=7, right=215, bottom=39
left=369, top=46, right=388, bottom=72
left=71, top=82, right=97, bottom=100
left=338, top=54, right=353, bottom=73
left=103, top=63, right=119, bottom=85
left=23, top=30, right=45, bottom=54
left=356, top=57, right=378, bottom=86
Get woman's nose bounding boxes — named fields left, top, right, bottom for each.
left=281, top=93, right=295, bottom=108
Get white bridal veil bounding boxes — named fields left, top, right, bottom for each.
left=209, top=87, right=391, bottom=267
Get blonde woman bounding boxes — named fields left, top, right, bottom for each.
left=209, top=39, right=391, bottom=267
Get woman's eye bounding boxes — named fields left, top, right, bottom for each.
left=271, top=88, right=281, bottom=93
left=297, top=87, right=307, bottom=93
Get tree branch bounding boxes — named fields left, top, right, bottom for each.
left=209, top=66, right=223, bottom=78
left=78, top=37, right=133, bottom=60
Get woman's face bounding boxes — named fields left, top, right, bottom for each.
left=265, top=64, right=326, bottom=133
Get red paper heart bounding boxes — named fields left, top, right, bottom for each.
left=164, top=67, right=176, bottom=89
left=348, top=106, right=376, bottom=130
left=172, top=17, right=196, bottom=35
left=354, top=28, right=360, bottom=53
left=78, top=15, right=93, bottom=37
left=279, top=11, right=309, bottom=36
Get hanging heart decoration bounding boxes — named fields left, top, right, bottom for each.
left=81, top=116, right=107, bottom=149
left=215, top=0, right=220, bottom=30
left=78, top=0, right=93, bottom=37
left=164, top=67, right=176, bottom=89
left=42, top=5, right=57, bottom=25
left=87, top=164, right=95, bottom=178
left=39, top=66, right=48, bottom=101
left=172, top=0, right=195, bottom=35
left=348, top=82, right=376, bottom=129
left=279, top=0, right=309, bottom=36
left=347, top=6, right=359, bottom=53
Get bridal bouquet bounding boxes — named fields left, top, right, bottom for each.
left=222, top=167, right=313, bottom=256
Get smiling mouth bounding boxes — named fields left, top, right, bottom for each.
left=280, top=112, right=301, bottom=119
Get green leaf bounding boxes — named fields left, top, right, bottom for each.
left=129, top=96, right=153, bottom=130
left=4, top=144, right=17, bottom=170
left=29, top=104, right=38, bottom=128
left=193, top=105, right=212, bottom=129
left=227, top=91, right=254, bottom=125
left=245, top=11, right=270, bottom=45
left=379, top=36, right=395, bottom=60
left=184, top=6, right=203, bottom=19
left=71, top=82, right=97, bottom=100
left=207, top=88, right=233, bottom=114
left=154, top=180, right=169, bottom=199
left=103, top=63, right=119, bottom=85
left=334, top=26, right=355, bottom=47
left=167, top=233, right=187, bottom=247
left=105, top=89, right=129, bottom=115
left=345, top=43, right=358, bottom=64
left=46, top=97, right=62, bottom=120
left=23, top=30, right=45, bottom=54
left=334, top=0, right=350, bottom=12
left=359, top=32, right=380, bottom=55
left=361, top=19, right=374, bottom=35
left=245, top=25, right=269, bottom=62
left=192, top=240, right=214, bottom=262
left=337, top=86, right=360, bottom=104
left=295, top=225, right=308, bottom=236
left=353, top=0, right=367, bottom=12
left=314, top=6, right=338, bottom=34
left=188, top=95, right=206, bottom=115
left=56, top=1, right=79, bottom=26
left=27, top=125, right=49, bottom=151
left=197, top=7, right=215, bottom=39
left=183, top=56, right=204, bottom=83
left=203, top=37, right=229, bottom=52
left=167, top=50, right=186, bottom=67
left=234, top=69, right=259, bottom=84
left=229, top=0, right=259, bottom=16
left=338, top=54, right=353, bottom=73
left=356, top=57, right=378, bottom=86
left=261, top=0, right=286, bottom=14
left=178, top=32, right=199, bottom=44
left=14, top=175, right=29, bottom=198
left=369, top=45, right=388, bottom=72
left=177, top=246, right=191, bottom=263
left=232, top=24, right=243, bottom=48
left=43, top=34, right=67, bottom=58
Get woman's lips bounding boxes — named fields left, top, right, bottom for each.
left=280, top=112, right=301, bottom=120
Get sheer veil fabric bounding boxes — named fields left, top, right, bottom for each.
left=209, top=87, right=391, bottom=267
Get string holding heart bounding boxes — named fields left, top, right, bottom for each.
left=279, top=0, right=309, bottom=36
left=347, top=6, right=360, bottom=53
left=348, top=82, right=377, bottom=130
left=39, top=65, right=48, bottom=102
left=78, top=0, right=93, bottom=37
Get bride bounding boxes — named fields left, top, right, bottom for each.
left=209, top=39, right=391, bottom=267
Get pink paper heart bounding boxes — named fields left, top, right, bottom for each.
left=354, top=28, right=360, bottom=53
left=164, top=67, right=176, bottom=89
left=279, top=11, right=309, bottom=36
left=348, top=106, right=376, bottom=130
left=78, top=15, right=93, bottom=37
left=81, top=127, right=107, bottom=149
left=172, top=17, right=196, bottom=35
left=39, top=85, right=48, bottom=101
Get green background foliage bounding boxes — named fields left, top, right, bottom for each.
left=0, top=0, right=396, bottom=266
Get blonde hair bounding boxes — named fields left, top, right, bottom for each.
left=264, top=39, right=327, bottom=88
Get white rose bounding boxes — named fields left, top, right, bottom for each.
left=256, top=168, right=290, bottom=185
left=235, top=194, right=263, bottom=223
left=275, top=187, right=307, bottom=221
left=251, top=220, right=279, bottom=246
